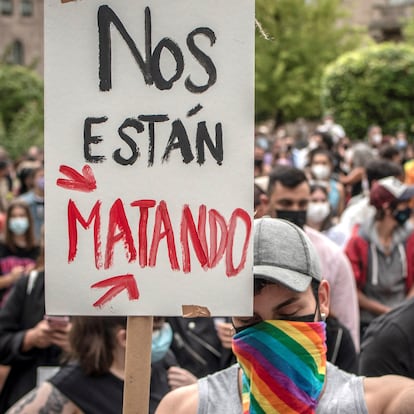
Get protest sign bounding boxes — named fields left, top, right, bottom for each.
left=44, top=0, right=255, bottom=317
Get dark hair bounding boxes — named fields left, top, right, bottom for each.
left=69, top=316, right=127, bottom=376
left=310, top=279, right=320, bottom=302
left=28, top=165, right=44, bottom=179
left=365, top=159, right=403, bottom=187
left=268, top=165, right=308, bottom=196
left=312, top=130, right=334, bottom=151
left=310, top=182, right=329, bottom=196
left=379, top=145, right=400, bottom=161
left=308, top=148, right=334, bottom=167
left=5, top=201, right=36, bottom=252
left=254, top=183, right=266, bottom=208
left=0, top=159, right=9, bottom=171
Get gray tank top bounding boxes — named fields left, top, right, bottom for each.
left=197, top=363, right=368, bottom=414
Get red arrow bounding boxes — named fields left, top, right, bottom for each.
left=91, top=274, right=139, bottom=308
left=56, top=165, right=97, bottom=192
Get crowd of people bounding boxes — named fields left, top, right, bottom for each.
left=1, top=117, right=414, bottom=413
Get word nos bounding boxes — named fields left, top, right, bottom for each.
left=98, top=5, right=217, bottom=92
left=67, top=198, right=251, bottom=276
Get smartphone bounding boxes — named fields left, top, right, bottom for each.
left=44, top=315, right=70, bottom=329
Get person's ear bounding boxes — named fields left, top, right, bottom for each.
left=259, top=193, right=275, bottom=217
left=116, top=328, right=127, bottom=349
left=255, top=194, right=269, bottom=218
left=260, top=193, right=269, bottom=208
left=318, top=280, right=330, bottom=319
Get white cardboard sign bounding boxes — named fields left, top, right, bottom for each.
left=44, top=0, right=254, bottom=316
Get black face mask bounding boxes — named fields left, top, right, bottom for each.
left=234, top=323, right=257, bottom=334
left=393, top=207, right=412, bottom=226
left=275, top=209, right=307, bottom=229
left=285, top=313, right=316, bottom=323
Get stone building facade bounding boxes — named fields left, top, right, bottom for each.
left=0, top=0, right=43, bottom=74
left=342, top=0, right=414, bottom=41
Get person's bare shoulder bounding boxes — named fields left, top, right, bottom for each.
left=155, top=383, right=199, bottom=414
left=364, top=375, right=414, bottom=414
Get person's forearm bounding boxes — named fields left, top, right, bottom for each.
left=357, top=289, right=390, bottom=315
left=406, top=285, right=414, bottom=299
left=384, top=383, right=414, bottom=414
left=0, top=331, right=31, bottom=365
left=0, top=274, right=15, bottom=289
left=21, top=329, right=36, bottom=353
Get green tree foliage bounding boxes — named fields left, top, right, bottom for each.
left=0, top=64, right=43, bottom=159
left=321, top=43, right=414, bottom=140
left=255, top=0, right=364, bottom=124
left=402, top=15, right=414, bottom=44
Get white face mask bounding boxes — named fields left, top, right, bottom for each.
left=308, top=140, right=319, bottom=150
left=307, top=202, right=330, bottom=223
left=311, top=164, right=330, bottom=181
left=372, top=133, right=382, bottom=145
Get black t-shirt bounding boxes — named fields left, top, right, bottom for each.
left=0, top=243, right=39, bottom=262
left=50, top=353, right=176, bottom=414
left=167, top=317, right=235, bottom=378
left=359, top=297, right=414, bottom=378
left=326, top=315, right=358, bottom=374
left=50, top=363, right=123, bottom=414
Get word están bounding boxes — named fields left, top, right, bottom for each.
left=84, top=115, right=223, bottom=167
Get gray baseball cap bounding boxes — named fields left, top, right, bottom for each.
left=254, top=218, right=322, bottom=292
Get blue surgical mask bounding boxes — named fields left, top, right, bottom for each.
left=397, top=139, right=407, bottom=150
left=36, top=177, right=45, bottom=190
left=9, top=217, right=29, bottom=235
left=151, top=322, right=173, bottom=363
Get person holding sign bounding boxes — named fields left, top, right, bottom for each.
left=156, top=218, right=414, bottom=414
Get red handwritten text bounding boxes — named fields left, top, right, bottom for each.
left=67, top=198, right=251, bottom=277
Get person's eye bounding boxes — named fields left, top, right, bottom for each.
left=236, top=316, right=260, bottom=326
left=279, top=201, right=292, bottom=208
left=278, top=313, right=298, bottom=321
left=276, top=305, right=302, bottom=319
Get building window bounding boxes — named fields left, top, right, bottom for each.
left=0, top=0, right=13, bottom=15
left=388, top=0, right=413, bottom=5
left=7, top=40, right=24, bottom=65
left=21, top=0, right=32, bottom=16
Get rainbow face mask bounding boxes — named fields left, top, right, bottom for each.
left=232, top=320, right=327, bottom=414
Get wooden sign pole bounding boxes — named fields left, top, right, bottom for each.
left=123, top=316, right=153, bottom=414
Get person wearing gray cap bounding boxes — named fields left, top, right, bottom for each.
left=156, top=218, right=414, bottom=414
left=259, top=165, right=359, bottom=351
